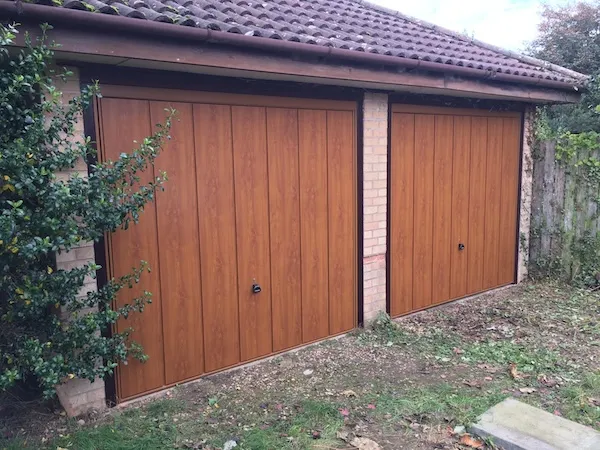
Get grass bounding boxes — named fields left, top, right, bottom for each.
left=561, top=372, right=600, bottom=427
left=366, top=383, right=509, bottom=426
left=2, top=282, right=599, bottom=449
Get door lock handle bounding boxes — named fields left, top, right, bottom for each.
left=458, top=243, right=465, bottom=251
left=252, top=282, right=262, bottom=294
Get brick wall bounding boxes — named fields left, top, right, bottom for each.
left=517, top=105, right=535, bottom=282
left=52, top=67, right=106, bottom=417
left=362, top=93, right=388, bottom=322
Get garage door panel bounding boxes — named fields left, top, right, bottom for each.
left=498, top=118, right=521, bottom=285
left=102, top=89, right=357, bottom=401
left=267, top=108, right=303, bottom=351
left=390, top=113, right=414, bottom=316
left=101, top=98, right=165, bottom=399
left=432, top=115, right=453, bottom=304
left=413, top=115, right=435, bottom=310
left=151, top=102, right=204, bottom=384
left=299, top=110, right=330, bottom=343
left=391, top=106, right=521, bottom=318
left=194, top=104, right=241, bottom=373
left=327, top=110, right=355, bottom=334
left=483, top=118, right=504, bottom=288
left=232, top=106, right=273, bottom=361
left=450, top=116, right=471, bottom=299
left=467, top=117, right=489, bottom=294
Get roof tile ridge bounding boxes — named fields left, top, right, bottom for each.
left=354, top=0, right=589, bottom=81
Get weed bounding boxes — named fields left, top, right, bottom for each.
left=561, top=372, right=600, bottom=428
left=367, top=383, right=508, bottom=426
left=460, top=340, right=561, bottom=374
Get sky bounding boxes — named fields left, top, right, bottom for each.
left=371, top=0, right=570, bottom=51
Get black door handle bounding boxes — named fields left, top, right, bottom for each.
left=252, top=282, right=262, bottom=294
left=458, top=243, right=465, bottom=251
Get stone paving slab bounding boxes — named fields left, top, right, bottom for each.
left=470, top=398, right=600, bottom=450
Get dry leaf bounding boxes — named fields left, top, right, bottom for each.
left=339, top=408, right=350, bottom=417
left=519, top=387, right=536, bottom=394
left=453, top=347, right=464, bottom=354
left=341, top=390, right=357, bottom=398
left=588, top=397, right=600, bottom=407
left=463, top=380, right=482, bottom=389
left=459, top=434, right=484, bottom=449
left=349, top=436, right=382, bottom=450
left=509, top=363, right=522, bottom=379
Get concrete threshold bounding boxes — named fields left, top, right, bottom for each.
left=470, top=398, right=600, bottom=450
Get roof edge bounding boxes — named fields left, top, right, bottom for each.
left=358, top=0, right=589, bottom=82
left=0, top=1, right=587, bottom=94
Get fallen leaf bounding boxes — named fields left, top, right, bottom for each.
left=463, top=380, right=482, bottom=389
left=453, top=347, right=464, bottom=354
left=339, top=408, right=350, bottom=417
left=509, top=363, right=522, bottom=379
left=275, top=404, right=283, bottom=411
left=311, top=430, right=321, bottom=439
left=484, top=376, right=493, bottom=381
left=349, top=436, right=382, bottom=450
left=538, top=374, right=558, bottom=387
left=519, top=387, right=536, bottom=394
left=341, top=390, right=357, bottom=398
left=367, top=403, right=376, bottom=409
left=452, top=425, right=466, bottom=435
left=459, top=434, right=484, bottom=449
left=589, top=398, right=600, bottom=407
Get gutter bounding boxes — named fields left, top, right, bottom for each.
left=0, top=1, right=585, bottom=92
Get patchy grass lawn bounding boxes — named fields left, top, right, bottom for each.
left=2, top=281, right=599, bottom=449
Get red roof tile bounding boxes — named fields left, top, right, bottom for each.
left=16, top=0, right=588, bottom=86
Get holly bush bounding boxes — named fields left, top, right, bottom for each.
left=0, top=24, right=172, bottom=397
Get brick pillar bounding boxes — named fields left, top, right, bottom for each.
left=517, top=105, right=535, bottom=282
left=52, top=67, right=106, bottom=416
left=362, top=93, right=388, bottom=322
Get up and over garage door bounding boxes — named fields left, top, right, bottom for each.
left=97, top=86, right=357, bottom=401
left=390, top=105, right=522, bottom=317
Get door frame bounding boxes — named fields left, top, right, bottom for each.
left=80, top=67, right=364, bottom=405
left=386, top=101, right=526, bottom=317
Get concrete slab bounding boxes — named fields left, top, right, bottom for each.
left=469, top=398, right=600, bottom=450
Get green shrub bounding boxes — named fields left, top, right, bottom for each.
left=0, top=24, right=172, bottom=397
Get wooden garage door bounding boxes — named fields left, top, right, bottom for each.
left=97, top=86, right=357, bottom=401
left=390, top=105, right=521, bottom=317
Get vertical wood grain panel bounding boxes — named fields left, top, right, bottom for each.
left=413, top=115, right=435, bottom=310
left=267, top=108, right=302, bottom=351
left=194, top=104, right=240, bottom=373
left=483, top=118, right=504, bottom=288
left=232, top=106, right=273, bottom=361
left=101, top=98, right=165, bottom=399
left=298, top=110, right=329, bottom=342
left=390, top=113, right=414, bottom=316
left=498, top=117, right=521, bottom=285
left=450, top=116, right=472, bottom=299
left=432, top=115, right=453, bottom=304
left=467, top=117, right=488, bottom=294
left=150, top=102, right=203, bottom=384
left=327, top=110, right=355, bottom=334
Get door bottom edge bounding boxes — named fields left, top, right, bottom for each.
left=115, top=328, right=354, bottom=405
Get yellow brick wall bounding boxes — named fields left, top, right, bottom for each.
left=52, top=67, right=106, bottom=417
left=362, top=93, right=388, bottom=322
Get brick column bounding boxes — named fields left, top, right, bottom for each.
left=362, top=93, right=388, bottom=322
left=517, top=105, right=535, bottom=282
left=52, top=67, right=106, bottom=416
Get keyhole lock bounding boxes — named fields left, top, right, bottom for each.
left=458, top=243, right=465, bottom=251
left=252, top=280, right=262, bottom=294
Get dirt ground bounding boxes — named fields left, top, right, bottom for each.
left=2, top=281, right=599, bottom=449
